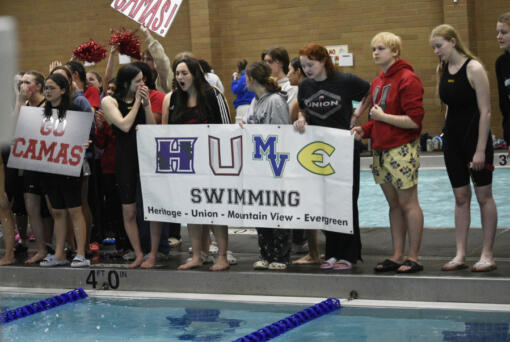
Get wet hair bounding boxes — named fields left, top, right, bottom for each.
left=299, top=44, right=335, bottom=78
left=246, top=61, right=281, bottom=93
left=170, top=57, right=214, bottom=124
left=498, top=12, right=510, bottom=25
left=237, top=59, right=248, bottom=73
left=430, top=24, right=479, bottom=78
left=132, top=61, right=156, bottom=90
left=371, top=32, right=402, bottom=58
left=263, top=47, right=290, bottom=74
left=26, top=70, right=45, bottom=94
left=113, top=64, right=142, bottom=101
left=66, top=61, right=87, bottom=89
left=290, top=57, right=305, bottom=76
left=43, top=73, right=71, bottom=120
left=198, top=59, right=213, bottom=73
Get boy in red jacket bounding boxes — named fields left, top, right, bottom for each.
left=351, top=32, right=425, bottom=273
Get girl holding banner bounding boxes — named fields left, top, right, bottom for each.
left=295, top=43, right=369, bottom=271
left=39, top=73, right=91, bottom=268
left=244, top=61, right=292, bottom=270
left=352, top=32, right=425, bottom=273
left=102, top=64, right=157, bottom=268
left=161, top=56, right=231, bottom=271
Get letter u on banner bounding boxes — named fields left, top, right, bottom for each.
left=208, top=135, right=243, bottom=175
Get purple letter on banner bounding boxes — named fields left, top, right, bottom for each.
left=156, top=137, right=197, bottom=174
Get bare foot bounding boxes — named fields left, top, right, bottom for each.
left=141, top=255, right=156, bottom=269
left=292, top=254, right=321, bottom=265
left=128, top=255, right=144, bottom=269
left=178, top=258, right=202, bottom=270
left=210, top=256, right=229, bottom=271
left=0, top=255, right=15, bottom=266
left=25, top=251, right=47, bottom=264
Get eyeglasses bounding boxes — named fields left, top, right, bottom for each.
left=43, top=86, right=58, bottom=92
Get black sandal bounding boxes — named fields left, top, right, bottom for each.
left=396, top=259, right=423, bottom=273
left=374, top=259, right=402, bottom=272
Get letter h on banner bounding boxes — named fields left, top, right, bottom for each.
left=156, top=137, right=197, bottom=173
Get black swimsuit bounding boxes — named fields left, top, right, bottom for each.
left=439, top=59, right=493, bottom=188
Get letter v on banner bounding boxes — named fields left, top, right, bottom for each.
left=110, top=0, right=182, bottom=37
left=208, top=135, right=243, bottom=176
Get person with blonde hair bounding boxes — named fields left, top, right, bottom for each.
left=352, top=32, right=425, bottom=273
left=496, top=12, right=510, bottom=155
left=429, top=24, right=497, bottom=272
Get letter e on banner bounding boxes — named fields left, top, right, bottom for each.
left=110, top=0, right=182, bottom=37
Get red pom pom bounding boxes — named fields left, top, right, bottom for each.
left=72, top=40, right=107, bottom=63
left=109, top=28, right=141, bottom=60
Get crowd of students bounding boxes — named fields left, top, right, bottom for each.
left=1, top=13, right=510, bottom=274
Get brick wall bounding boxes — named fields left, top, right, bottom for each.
left=0, top=0, right=507, bottom=138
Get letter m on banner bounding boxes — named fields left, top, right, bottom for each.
left=156, top=137, right=197, bottom=174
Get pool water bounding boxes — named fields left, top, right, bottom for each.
left=359, top=169, right=510, bottom=228
left=1, top=294, right=510, bottom=341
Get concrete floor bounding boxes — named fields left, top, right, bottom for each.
left=1, top=227, right=509, bottom=304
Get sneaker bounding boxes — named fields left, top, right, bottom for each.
left=227, top=251, right=237, bottom=265
left=253, top=260, right=269, bottom=270
left=186, top=252, right=214, bottom=264
left=122, top=250, right=136, bottom=261
left=209, top=242, right=218, bottom=255
left=168, top=237, right=182, bottom=248
left=268, top=262, right=287, bottom=270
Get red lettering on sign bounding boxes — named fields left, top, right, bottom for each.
left=130, top=0, right=152, bottom=18
left=138, top=0, right=160, bottom=27
left=22, top=139, right=38, bottom=160
left=121, top=0, right=139, bottom=12
left=69, top=145, right=83, bottom=166
left=40, top=119, right=52, bottom=136
left=152, top=0, right=170, bottom=31
left=12, top=138, right=25, bottom=157
left=53, top=143, right=69, bottom=165
left=114, top=0, right=128, bottom=10
left=36, top=141, right=57, bottom=161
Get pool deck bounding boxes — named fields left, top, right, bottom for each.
left=1, top=151, right=509, bottom=305
left=1, top=227, right=509, bottom=305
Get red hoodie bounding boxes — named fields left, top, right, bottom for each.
left=361, top=59, right=424, bottom=150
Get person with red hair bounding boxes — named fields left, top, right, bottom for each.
left=294, top=43, right=369, bottom=271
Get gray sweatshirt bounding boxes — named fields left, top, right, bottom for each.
left=244, top=91, right=290, bottom=125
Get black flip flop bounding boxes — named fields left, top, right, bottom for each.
left=396, top=259, right=424, bottom=273
left=374, top=259, right=402, bottom=272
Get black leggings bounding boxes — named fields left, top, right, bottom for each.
left=324, top=146, right=362, bottom=263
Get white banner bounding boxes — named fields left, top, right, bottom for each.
left=7, top=106, right=93, bottom=177
left=110, top=0, right=182, bottom=38
left=138, top=124, right=354, bottom=233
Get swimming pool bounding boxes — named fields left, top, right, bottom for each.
left=359, top=168, right=510, bottom=228
left=1, top=291, right=510, bottom=342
